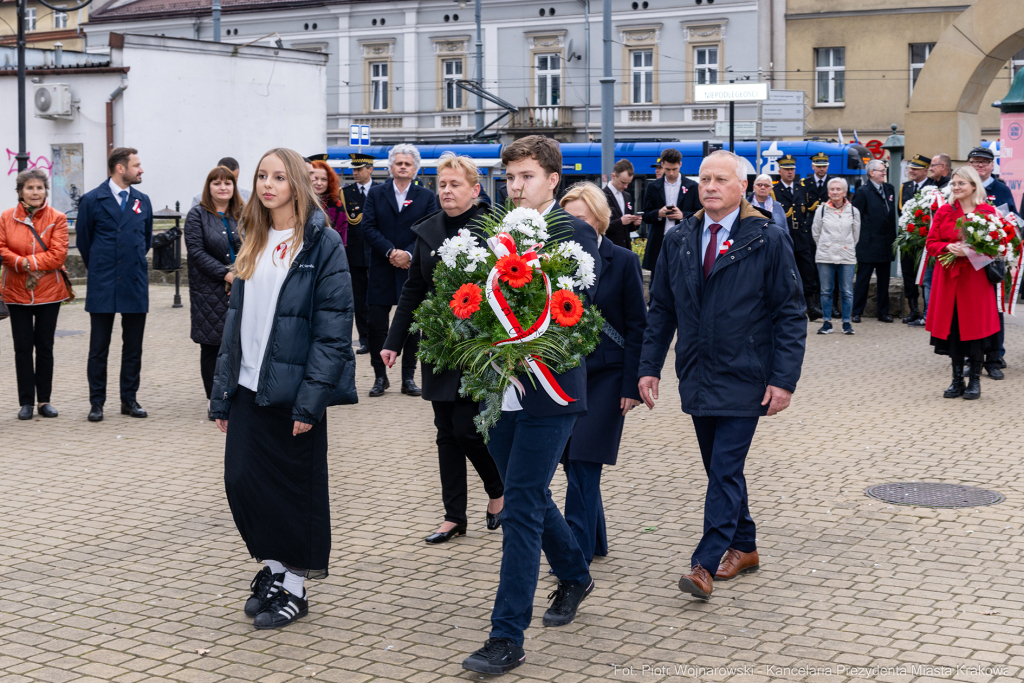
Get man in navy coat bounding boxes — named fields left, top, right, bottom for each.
left=638, top=150, right=806, bottom=601
left=75, top=147, right=153, bottom=422
left=360, top=144, right=439, bottom=397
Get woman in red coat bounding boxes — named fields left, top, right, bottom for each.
left=925, top=165, right=1000, bottom=400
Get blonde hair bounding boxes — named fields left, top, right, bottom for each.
left=950, top=165, right=988, bottom=206
left=436, top=151, right=480, bottom=186
left=234, top=148, right=323, bottom=280
left=560, top=181, right=611, bottom=235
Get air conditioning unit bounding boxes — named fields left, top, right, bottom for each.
left=33, top=83, right=73, bottom=119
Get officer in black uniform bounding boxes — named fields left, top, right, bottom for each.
left=897, top=154, right=934, bottom=327
left=773, top=154, right=820, bottom=320
left=342, top=153, right=379, bottom=354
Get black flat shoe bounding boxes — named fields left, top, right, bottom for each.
left=851, top=315, right=862, bottom=323
left=369, top=376, right=389, bottom=397
left=38, top=404, right=58, bottom=418
left=87, top=404, right=104, bottom=422
left=253, top=588, right=308, bottom=630
left=877, top=314, right=894, bottom=323
left=244, top=567, right=284, bottom=617
left=486, top=507, right=502, bottom=530
left=18, top=405, right=33, bottom=420
left=121, top=401, right=148, bottom=418
left=355, top=344, right=370, bottom=355
left=424, top=525, right=466, bottom=544
left=985, top=365, right=1004, bottom=380
left=401, top=379, right=421, bottom=396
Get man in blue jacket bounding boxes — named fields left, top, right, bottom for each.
left=361, top=144, right=439, bottom=397
left=638, top=150, right=806, bottom=601
left=75, top=147, right=153, bottom=422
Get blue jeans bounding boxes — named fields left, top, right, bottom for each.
left=817, top=263, right=855, bottom=323
left=923, top=261, right=934, bottom=317
left=487, top=411, right=590, bottom=646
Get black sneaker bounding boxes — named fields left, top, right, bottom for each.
left=816, top=321, right=833, bottom=335
left=462, top=638, right=525, bottom=675
left=542, top=578, right=594, bottom=626
left=244, top=567, right=284, bottom=617
left=253, top=587, right=308, bottom=630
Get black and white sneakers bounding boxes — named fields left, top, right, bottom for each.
left=462, top=638, right=526, bottom=674
left=253, top=588, right=309, bottom=630
left=542, top=578, right=594, bottom=626
left=244, top=567, right=284, bottom=617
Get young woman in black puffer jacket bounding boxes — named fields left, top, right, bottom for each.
left=210, top=147, right=357, bottom=631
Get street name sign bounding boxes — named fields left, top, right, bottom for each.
left=715, top=121, right=757, bottom=137
left=694, top=83, right=769, bottom=102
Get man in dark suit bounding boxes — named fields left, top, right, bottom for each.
left=75, top=147, right=153, bottom=422
left=461, top=136, right=603, bottom=676
left=341, top=153, right=378, bottom=354
left=898, top=154, right=934, bottom=326
left=603, top=159, right=641, bottom=250
left=774, top=154, right=820, bottom=320
left=638, top=150, right=806, bottom=601
left=851, top=160, right=897, bottom=323
left=361, top=144, right=439, bottom=397
left=641, top=148, right=700, bottom=280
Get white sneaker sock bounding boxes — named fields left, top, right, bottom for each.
left=282, top=571, right=305, bottom=598
left=265, top=559, right=286, bottom=575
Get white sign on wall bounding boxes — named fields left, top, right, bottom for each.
left=714, top=121, right=758, bottom=137
left=762, top=103, right=804, bottom=120
left=762, top=121, right=806, bottom=137
left=694, top=83, right=769, bottom=102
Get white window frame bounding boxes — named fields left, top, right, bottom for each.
left=631, top=49, right=653, bottom=104
left=25, top=7, right=37, bottom=30
left=53, top=8, right=68, bottom=29
left=370, top=61, right=389, bottom=111
left=443, top=58, right=464, bottom=110
left=694, top=46, right=718, bottom=87
left=815, top=47, right=845, bottom=107
left=909, top=43, right=935, bottom=96
left=535, top=53, right=562, bottom=107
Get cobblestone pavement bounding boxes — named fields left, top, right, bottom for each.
left=2, top=285, right=1024, bottom=683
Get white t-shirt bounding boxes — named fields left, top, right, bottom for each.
left=664, top=177, right=682, bottom=229
left=239, top=228, right=296, bottom=392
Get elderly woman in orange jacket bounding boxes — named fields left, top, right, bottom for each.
left=0, top=169, right=71, bottom=419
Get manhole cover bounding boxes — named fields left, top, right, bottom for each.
left=865, top=482, right=1004, bottom=508
left=54, top=330, right=84, bottom=337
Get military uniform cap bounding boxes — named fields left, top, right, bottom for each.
left=966, top=146, right=995, bottom=161
left=349, top=153, right=376, bottom=167
left=777, top=154, right=796, bottom=168
left=810, top=152, right=829, bottom=166
left=307, top=153, right=329, bottom=162
left=907, top=154, right=931, bottom=169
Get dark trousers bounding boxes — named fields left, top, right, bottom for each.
left=690, top=415, right=759, bottom=571
left=985, top=312, right=1005, bottom=370
left=8, top=302, right=61, bottom=406
left=900, top=251, right=920, bottom=304
left=487, top=411, right=590, bottom=646
left=88, top=312, right=146, bottom=406
left=432, top=398, right=504, bottom=526
left=350, top=266, right=369, bottom=346
left=199, top=342, right=220, bottom=399
left=368, top=304, right=417, bottom=380
left=791, top=231, right=820, bottom=312
left=562, top=459, right=607, bottom=564
left=852, top=261, right=891, bottom=317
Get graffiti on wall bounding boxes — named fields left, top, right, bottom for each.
left=6, top=149, right=53, bottom=176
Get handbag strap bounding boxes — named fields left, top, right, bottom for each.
left=23, top=218, right=49, bottom=252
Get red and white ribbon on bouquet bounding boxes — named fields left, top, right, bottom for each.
left=483, top=233, right=575, bottom=406
left=915, top=191, right=948, bottom=286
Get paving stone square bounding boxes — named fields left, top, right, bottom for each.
left=1, top=285, right=1023, bottom=682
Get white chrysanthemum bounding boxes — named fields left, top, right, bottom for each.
left=464, top=245, right=489, bottom=272
left=555, top=276, right=576, bottom=290
left=576, top=271, right=596, bottom=289
left=437, top=229, right=481, bottom=268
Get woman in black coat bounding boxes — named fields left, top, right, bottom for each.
left=558, top=182, right=647, bottom=563
left=210, top=148, right=356, bottom=631
left=381, top=153, right=504, bottom=544
left=184, top=165, right=243, bottom=414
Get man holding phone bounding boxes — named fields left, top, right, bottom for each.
left=641, top=148, right=700, bottom=280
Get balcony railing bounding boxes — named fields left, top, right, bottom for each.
left=509, top=106, right=574, bottom=129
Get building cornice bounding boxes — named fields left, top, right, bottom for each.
left=786, top=5, right=968, bottom=21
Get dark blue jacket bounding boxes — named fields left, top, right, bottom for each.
left=567, top=236, right=647, bottom=465
left=210, top=209, right=357, bottom=424
left=639, top=200, right=807, bottom=416
left=361, top=179, right=440, bottom=306
left=75, top=181, right=153, bottom=313
left=984, top=177, right=1018, bottom=216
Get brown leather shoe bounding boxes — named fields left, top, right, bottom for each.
left=715, top=548, right=759, bottom=580
left=677, top=564, right=713, bottom=599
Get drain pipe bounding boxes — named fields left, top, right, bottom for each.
left=212, top=0, right=221, bottom=42
left=106, top=75, right=128, bottom=154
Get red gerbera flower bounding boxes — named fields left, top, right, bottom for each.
left=496, top=254, right=533, bottom=288
left=450, top=283, right=483, bottom=319
left=550, top=290, right=584, bottom=327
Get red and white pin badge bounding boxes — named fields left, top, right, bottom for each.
left=403, top=200, right=413, bottom=207
left=132, top=199, right=141, bottom=214
left=719, top=239, right=733, bottom=255
left=274, top=242, right=288, bottom=263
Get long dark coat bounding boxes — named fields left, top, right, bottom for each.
left=361, top=180, right=439, bottom=306
left=75, top=181, right=153, bottom=313
left=184, top=205, right=241, bottom=346
left=341, top=181, right=378, bottom=269
left=641, top=175, right=701, bottom=271
left=567, top=237, right=647, bottom=465
left=851, top=182, right=897, bottom=263
left=603, top=185, right=636, bottom=251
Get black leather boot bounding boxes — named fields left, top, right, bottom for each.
left=962, top=361, right=982, bottom=400
left=902, top=299, right=921, bottom=324
left=943, top=358, right=965, bottom=398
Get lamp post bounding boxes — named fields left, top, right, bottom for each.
left=599, top=0, right=614, bottom=182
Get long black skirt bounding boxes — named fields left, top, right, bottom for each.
left=930, top=303, right=998, bottom=362
left=224, top=387, right=330, bottom=579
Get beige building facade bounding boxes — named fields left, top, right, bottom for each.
left=0, top=0, right=90, bottom=50
left=782, top=0, right=1023, bottom=161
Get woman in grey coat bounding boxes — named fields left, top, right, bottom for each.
left=184, top=165, right=243, bottom=412
left=811, top=177, right=860, bottom=335
left=748, top=174, right=789, bottom=229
